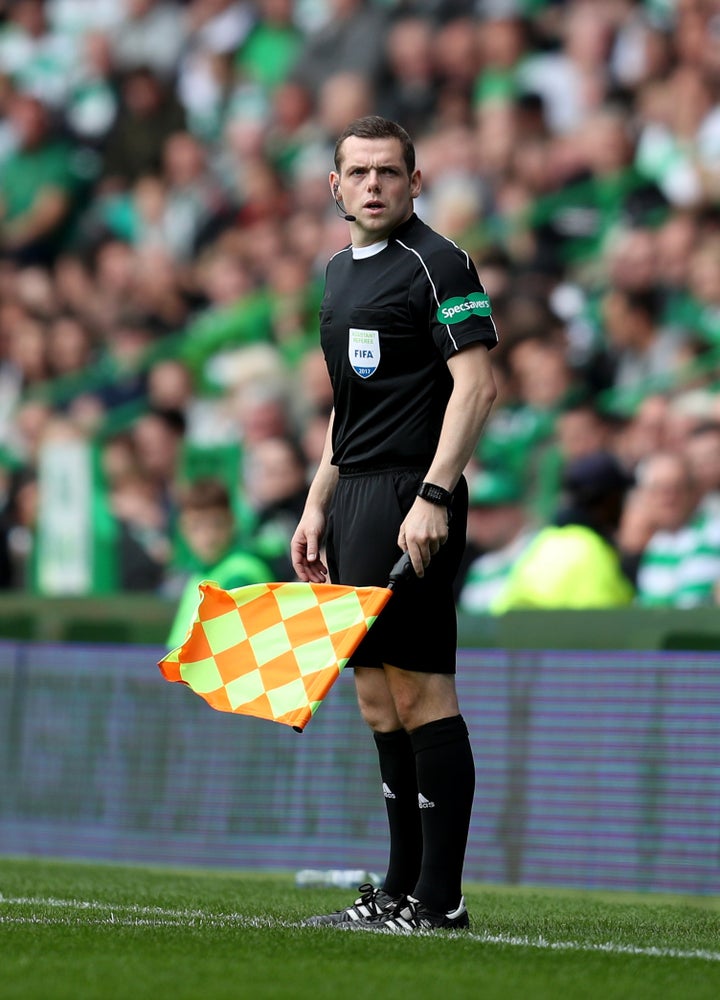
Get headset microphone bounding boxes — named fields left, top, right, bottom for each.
left=333, top=185, right=356, bottom=223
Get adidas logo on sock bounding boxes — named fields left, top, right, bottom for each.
left=418, top=793, right=435, bottom=809
left=382, top=783, right=396, bottom=799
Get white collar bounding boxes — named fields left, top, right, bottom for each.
left=352, top=239, right=389, bottom=259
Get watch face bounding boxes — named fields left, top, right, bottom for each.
left=419, top=483, right=451, bottom=505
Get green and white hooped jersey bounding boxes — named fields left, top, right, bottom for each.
left=637, top=509, right=720, bottom=608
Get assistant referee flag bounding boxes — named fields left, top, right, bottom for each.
left=158, top=577, right=393, bottom=732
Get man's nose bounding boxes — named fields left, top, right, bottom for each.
left=366, top=170, right=381, bottom=189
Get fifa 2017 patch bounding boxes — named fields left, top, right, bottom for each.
left=436, top=293, right=492, bottom=324
left=348, top=327, right=380, bottom=378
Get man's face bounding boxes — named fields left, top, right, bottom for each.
left=181, top=508, right=234, bottom=566
left=641, top=456, right=695, bottom=532
left=330, top=136, right=421, bottom=247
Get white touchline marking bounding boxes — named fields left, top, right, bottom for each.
left=469, top=929, right=720, bottom=963
left=1, top=896, right=719, bottom=963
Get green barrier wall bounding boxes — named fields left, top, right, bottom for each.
left=0, top=594, right=718, bottom=651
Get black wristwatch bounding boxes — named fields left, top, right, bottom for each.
left=417, top=481, right=453, bottom=507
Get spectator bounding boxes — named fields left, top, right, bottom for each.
left=376, top=16, right=437, bottom=137
left=131, top=245, right=193, bottom=331
left=165, top=477, right=273, bottom=648
left=289, top=0, right=387, bottom=99
left=0, top=94, right=81, bottom=265
left=518, top=0, right=615, bottom=135
left=473, top=5, right=528, bottom=108
left=6, top=314, right=49, bottom=389
left=89, top=239, right=142, bottom=331
left=90, top=316, right=152, bottom=410
left=131, top=406, right=186, bottom=508
left=264, top=79, right=320, bottom=182
left=507, top=335, right=580, bottom=412
left=46, top=313, right=96, bottom=378
left=601, top=288, right=687, bottom=396
left=494, top=451, right=635, bottom=610
left=631, top=451, right=720, bottom=608
left=101, top=67, right=186, bottom=187
left=654, top=209, right=700, bottom=328
left=234, top=0, right=303, bottom=95
left=685, top=421, right=720, bottom=519
left=635, top=64, right=719, bottom=209
left=457, top=468, right=535, bottom=614
left=64, top=31, right=119, bottom=147
left=682, top=235, right=720, bottom=347
left=241, top=434, right=308, bottom=579
left=108, top=466, right=170, bottom=591
left=232, top=378, right=292, bottom=448
left=160, top=130, right=230, bottom=259
left=52, top=253, right=97, bottom=320
left=615, top=392, right=670, bottom=470
left=111, top=0, right=187, bottom=80
left=0, top=0, right=76, bottom=109
left=146, top=358, right=195, bottom=414
left=531, top=398, right=616, bottom=522
left=1, top=465, right=38, bottom=589
left=555, top=400, right=613, bottom=464
left=433, top=15, right=481, bottom=115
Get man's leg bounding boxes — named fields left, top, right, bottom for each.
left=385, top=669, right=475, bottom=915
left=354, top=667, right=423, bottom=898
left=301, top=667, right=418, bottom=926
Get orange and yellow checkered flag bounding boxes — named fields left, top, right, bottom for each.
left=158, top=578, right=393, bottom=731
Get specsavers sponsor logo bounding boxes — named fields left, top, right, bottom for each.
left=437, top=293, right=492, bottom=324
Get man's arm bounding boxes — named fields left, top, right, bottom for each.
left=398, top=343, right=497, bottom=576
left=0, top=186, right=69, bottom=250
left=291, top=410, right=339, bottom=582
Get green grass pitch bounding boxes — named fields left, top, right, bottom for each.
left=1, top=857, right=719, bottom=1000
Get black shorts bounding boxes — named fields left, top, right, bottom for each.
left=325, top=467, right=468, bottom=674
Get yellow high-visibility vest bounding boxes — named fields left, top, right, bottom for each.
left=492, top=525, right=634, bottom=612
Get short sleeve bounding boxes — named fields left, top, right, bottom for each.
left=420, top=246, right=498, bottom=360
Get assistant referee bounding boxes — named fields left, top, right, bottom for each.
left=291, top=116, right=498, bottom=934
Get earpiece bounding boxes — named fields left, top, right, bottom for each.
left=332, top=182, right=356, bottom=223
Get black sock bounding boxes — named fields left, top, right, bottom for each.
left=373, top=728, right=423, bottom=898
left=410, top=714, right=475, bottom=914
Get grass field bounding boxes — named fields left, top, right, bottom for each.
left=1, top=857, right=719, bottom=1000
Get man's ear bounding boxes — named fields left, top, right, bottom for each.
left=410, top=169, right=422, bottom=199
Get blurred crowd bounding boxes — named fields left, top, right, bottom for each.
left=0, top=0, right=719, bottom=614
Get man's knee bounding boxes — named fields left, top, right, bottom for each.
left=385, top=668, right=459, bottom=732
left=354, top=667, right=401, bottom=732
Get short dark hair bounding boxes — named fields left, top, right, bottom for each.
left=334, top=116, right=416, bottom=176
left=614, top=288, right=660, bottom=322
left=179, top=478, right=232, bottom=513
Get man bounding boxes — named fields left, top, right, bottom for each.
left=291, top=117, right=498, bottom=933
left=0, top=94, right=79, bottom=265
left=457, top=469, right=535, bottom=615
left=494, top=451, right=635, bottom=611
left=684, top=420, right=720, bottom=520
left=166, top=478, right=273, bottom=649
left=630, top=451, right=720, bottom=608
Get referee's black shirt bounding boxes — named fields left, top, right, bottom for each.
left=320, top=213, right=499, bottom=470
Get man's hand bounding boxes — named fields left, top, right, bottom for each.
left=397, top=497, right=449, bottom=577
left=291, top=508, right=328, bottom=583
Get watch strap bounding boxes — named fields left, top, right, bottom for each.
left=417, top=481, right=453, bottom=507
